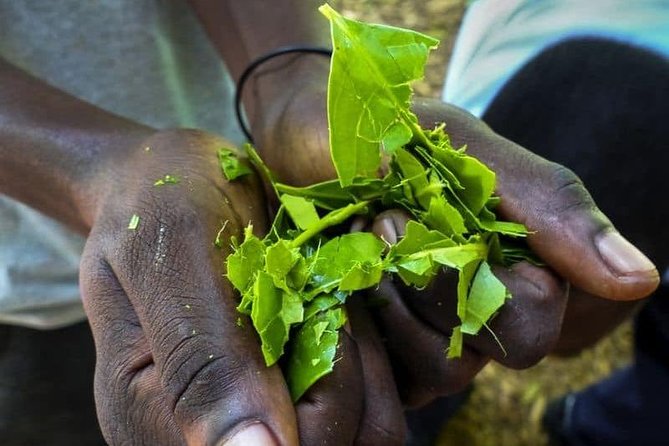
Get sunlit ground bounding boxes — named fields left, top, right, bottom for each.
left=331, top=1, right=635, bottom=444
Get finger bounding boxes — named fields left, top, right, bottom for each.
left=400, top=262, right=567, bottom=369
left=464, top=263, right=568, bottom=369
left=371, top=210, right=411, bottom=244
left=80, top=251, right=185, bottom=446
left=413, top=99, right=659, bottom=301
left=372, top=278, right=488, bottom=408
left=347, top=298, right=406, bottom=446
left=101, top=211, right=298, bottom=446
left=296, top=321, right=363, bottom=446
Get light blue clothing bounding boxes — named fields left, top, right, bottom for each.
left=444, top=0, right=669, bottom=118
left=0, top=0, right=241, bottom=328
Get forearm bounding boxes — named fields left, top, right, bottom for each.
left=0, top=58, right=153, bottom=232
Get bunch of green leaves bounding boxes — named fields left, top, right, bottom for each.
left=223, top=4, right=532, bottom=402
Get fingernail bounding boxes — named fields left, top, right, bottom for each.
left=220, top=422, right=277, bottom=446
left=349, top=216, right=368, bottom=233
left=596, top=231, right=657, bottom=276
left=373, top=217, right=398, bottom=244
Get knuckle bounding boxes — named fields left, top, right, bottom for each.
left=495, top=286, right=566, bottom=369
left=545, top=164, right=595, bottom=216
left=169, top=352, right=247, bottom=419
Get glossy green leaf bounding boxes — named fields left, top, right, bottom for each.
left=320, top=4, right=439, bottom=185
left=311, top=232, right=386, bottom=287
left=461, top=261, right=509, bottom=335
left=251, top=271, right=304, bottom=366
left=280, top=195, right=321, bottom=231
left=287, top=307, right=346, bottom=401
left=447, top=325, right=463, bottom=359
left=218, top=148, right=252, bottom=181
left=226, top=226, right=266, bottom=295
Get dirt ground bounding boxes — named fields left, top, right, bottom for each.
left=330, top=1, right=635, bottom=445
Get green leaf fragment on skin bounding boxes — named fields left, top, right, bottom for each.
left=128, top=214, right=140, bottom=230
left=154, top=174, right=180, bottom=186
left=218, top=147, right=253, bottom=181
left=461, top=261, right=509, bottom=335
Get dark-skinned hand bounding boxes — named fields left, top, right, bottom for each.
left=79, top=129, right=405, bottom=445
left=255, top=79, right=659, bottom=409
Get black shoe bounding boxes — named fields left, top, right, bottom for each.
left=542, top=393, right=578, bottom=446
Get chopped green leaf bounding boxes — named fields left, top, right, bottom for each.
left=461, top=261, right=509, bottom=335
left=128, top=214, right=140, bottom=230
left=154, top=174, right=180, bottom=186
left=320, top=4, right=439, bottom=185
left=221, top=5, right=536, bottom=399
left=251, top=271, right=304, bottom=366
left=226, top=225, right=266, bottom=306
left=218, top=148, right=252, bottom=180
left=447, top=326, right=463, bottom=359
left=280, top=195, right=321, bottom=231
left=286, top=307, right=346, bottom=401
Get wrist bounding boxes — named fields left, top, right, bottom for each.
left=243, top=53, right=330, bottom=138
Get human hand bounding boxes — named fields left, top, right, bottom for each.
left=78, top=129, right=406, bottom=445
left=364, top=99, right=659, bottom=406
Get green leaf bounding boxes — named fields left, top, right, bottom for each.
left=393, top=148, right=433, bottom=209
left=277, top=181, right=356, bottom=210
left=319, top=4, right=439, bottom=185
left=154, top=174, right=180, bottom=186
left=398, top=240, right=488, bottom=271
left=390, top=220, right=452, bottom=256
left=280, top=195, right=321, bottom=231
left=422, top=196, right=467, bottom=238
left=251, top=271, right=304, bottom=366
left=226, top=226, right=266, bottom=310
left=461, top=261, right=508, bottom=335
left=429, top=143, right=496, bottom=215
left=218, top=148, right=252, bottom=181
left=311, top=232, right=386, bottom=289
left=304, top=295, right=341, bottom=320
left=265, top=240, right=301, bottom=287
left=339, top=262, right=384, bottom=291
left=128, top=214, right=140, bottom=230
left=479, top=218, right=529, bottom=237
left=286, top=307, right=347, bottom=401
left=457, top=260, right=481, bottom=321
left=447, top=325, right=463, bottom=359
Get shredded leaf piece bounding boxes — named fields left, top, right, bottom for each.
left=128, top=214, right=140, bottom=230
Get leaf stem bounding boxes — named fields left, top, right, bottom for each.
left=288, top=200, right=370, bottom=248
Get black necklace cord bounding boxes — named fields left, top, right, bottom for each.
left=234, top=46, right=333, bottom=144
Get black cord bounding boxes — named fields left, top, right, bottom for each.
left=234, top=45, right=332, bottom=143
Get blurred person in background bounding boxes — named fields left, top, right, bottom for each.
left=442, top=1, right=668, bottom=444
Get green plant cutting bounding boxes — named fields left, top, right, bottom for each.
left=223, top=4, right=533, bottom=402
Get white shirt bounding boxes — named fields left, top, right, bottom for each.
left=0, top=0, right=241, bottom=328
left=444, top=0, right=669, bottom=118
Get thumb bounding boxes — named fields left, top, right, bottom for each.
left=414, top=100, right=659, bottom=301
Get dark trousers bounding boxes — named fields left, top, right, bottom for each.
left=484, top=37, right=669, bottom=446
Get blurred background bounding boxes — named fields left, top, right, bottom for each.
left=331, top=1, right=635, bottom=445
